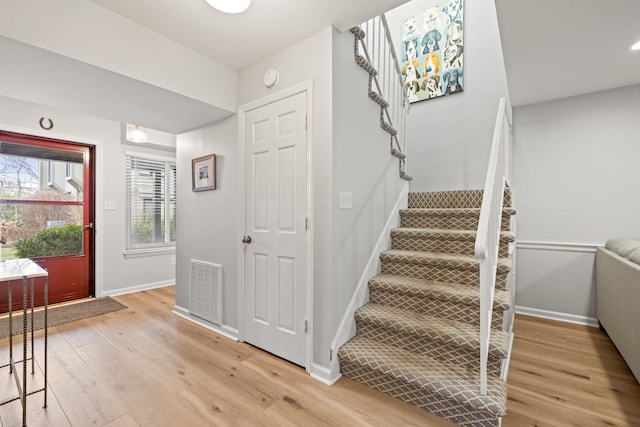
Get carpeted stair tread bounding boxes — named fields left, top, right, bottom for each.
left=408, top=189, right=513, bottom=209
left=390, top=228, right=514, bottom=258
left=355, top=303, right=510, bottom=358
left=381, top=249, right=512, bottom=273
left=338, top=336, right=508, bottom=417
left=399, top=208, right=516, bottom=232
left=369, top=274, right=512, bottom=311
left=408, top=190, right=485, bottom=209
left=400, top=207, right=517, bottom=217
left=391, top=227, right=514, bottom=243
left=402, top=207, right=481, bottom=216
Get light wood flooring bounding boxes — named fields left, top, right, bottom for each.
left=0, top=286, right=638, bottom=426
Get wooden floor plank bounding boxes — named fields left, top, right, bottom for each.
left=87, top=314, right=205, bottom=394
left=102, top=414, right=141, bottom=427
left=177, top=379, right=271, bottom=427
left=55, top=318, right=107, bottom=349
left=43, top=329, right=128, bottom=426
left=503, top=314, right=640, bottom=426
left=0, top=287, right=638, bottom=426
left=0, top=348, right=70, bottom=427
left=74, top=339, right=208, bottom=427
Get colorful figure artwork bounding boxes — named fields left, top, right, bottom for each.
left=400, top=0, right=464, bottom=103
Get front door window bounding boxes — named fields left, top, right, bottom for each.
left=0, top=142, right=84, bottom=260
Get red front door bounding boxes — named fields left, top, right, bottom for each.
left=0, top=131, right=94, bottom=311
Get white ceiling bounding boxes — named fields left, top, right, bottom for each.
left=88, top=0, right=409, bottom=70
left=495, top=0, right=640, bottom=106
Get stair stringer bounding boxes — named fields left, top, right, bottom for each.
left=327, top=182, right=409, bottom=384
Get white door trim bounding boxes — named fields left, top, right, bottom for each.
left=238, top=80, right=314, bottom=372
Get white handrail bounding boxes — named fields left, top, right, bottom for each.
left=474, top=97, right=512, bottom=395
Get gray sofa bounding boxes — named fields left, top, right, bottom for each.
left=596, top=238, right=640, bottom=384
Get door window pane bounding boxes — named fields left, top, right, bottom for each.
left=0, top=204, right=83, bottom=259
left=0, top=141, right=85, bottom=260
left=0, top=141, right=83, bottom=202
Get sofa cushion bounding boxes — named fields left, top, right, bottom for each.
left=628, top=248, right=640, bottom=265
left=605, top=238, right=640, bottom=258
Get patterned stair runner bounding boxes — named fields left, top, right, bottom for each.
left=368, top=274, right=511, bottom=330
left=338, top=189, right=515, bottom=426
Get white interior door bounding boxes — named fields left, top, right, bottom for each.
left=243, top=90, right=308, bottom=367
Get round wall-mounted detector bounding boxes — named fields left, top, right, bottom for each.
left=263, top=69, right=279, bottom=88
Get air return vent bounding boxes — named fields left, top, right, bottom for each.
left=189, top=260, right=222, bottom=325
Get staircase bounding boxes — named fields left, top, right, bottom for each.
left=338, top=189, right=516, bottom=426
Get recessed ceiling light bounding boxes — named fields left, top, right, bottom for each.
left=206, top=0, right=250, bottom=14
left=632, top=40, right=640, bottom=51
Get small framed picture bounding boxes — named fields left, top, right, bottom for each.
left=192, top=154, right=216, bottom=191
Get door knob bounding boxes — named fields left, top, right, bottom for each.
left=242, top=235, right=252, bottom=244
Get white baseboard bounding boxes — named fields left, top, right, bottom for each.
left=515, top=305, right=598, bottom=328
left=309, top=363, right=342, bottom=386
left=100, top=280, right=174, bottom=298
left=172, top=304, right=240, bottom=341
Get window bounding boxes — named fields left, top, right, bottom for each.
left=125, top=152, right=176, bottom=252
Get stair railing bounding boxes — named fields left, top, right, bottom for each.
left=474, top=97, right=512, bottom=395
left=351, top=15, right=412, bottom=180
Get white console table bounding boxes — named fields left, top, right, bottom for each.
left=0, top=259, right=48, bottom=427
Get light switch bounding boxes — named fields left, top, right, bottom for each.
left=339, top=191, right=353, bottom=209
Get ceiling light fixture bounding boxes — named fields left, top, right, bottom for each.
left=205, top=0, right=250, bottom=14
left=126, top=124, right=148, bottom=143
left=632, top=40, right=640, bottom=51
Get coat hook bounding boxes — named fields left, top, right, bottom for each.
left=39, top=117, right=54, bottom=130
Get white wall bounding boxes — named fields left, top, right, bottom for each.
left=174, top=27, right=335, bottom=370
left=512, top=84, right=640, bottom=321
left=330, top=27, right=407, bottom=364
left=175, top=116, right=240, bottom=333
left=385, top=0, right=510, bottom=191
left=0, top=36, right=232, bottom=135
left=0, top=95, right=176, bottom=297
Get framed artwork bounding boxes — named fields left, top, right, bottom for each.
left=400, top=0, right=464, bottom=103
left=192, top=154, right=216, bottom=191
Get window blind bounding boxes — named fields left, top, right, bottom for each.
left=125, top=153, right=176, bottom=250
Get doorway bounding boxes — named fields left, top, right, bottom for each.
left=241, top=85, right=310, bottom=367
left=0, top=131, right=95, bottom=312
